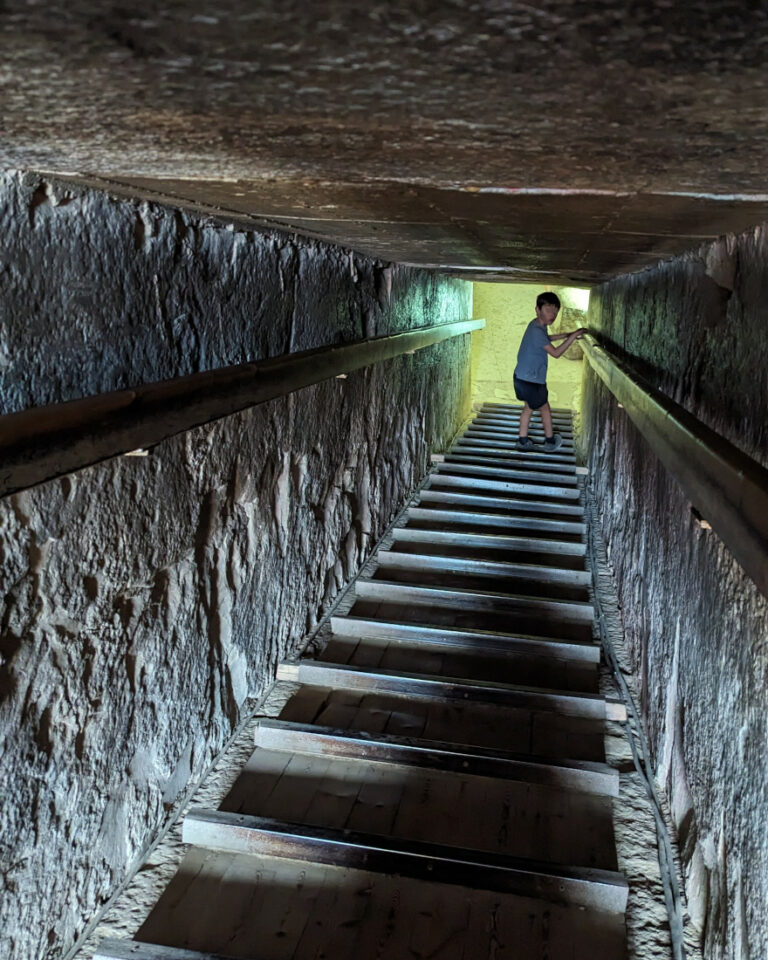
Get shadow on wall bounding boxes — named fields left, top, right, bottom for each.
left=470, top=282, right=590, bottom=411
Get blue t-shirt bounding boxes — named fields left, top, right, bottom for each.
left=514, top=319, right=551, bottom=384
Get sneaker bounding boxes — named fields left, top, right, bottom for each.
left=544, top=433, right=563, bottom=452
left=516, top=436, right=533, bottom=450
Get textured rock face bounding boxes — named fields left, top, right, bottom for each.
left=581, top=228, right=768, bottom=959
left=3, top=2, right=768, bottom=195
left=0, top=172, right=472, bottom=960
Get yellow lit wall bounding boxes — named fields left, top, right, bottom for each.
left=470, top=282, right=589, bottom=411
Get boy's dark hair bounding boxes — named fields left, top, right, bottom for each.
left=536, top=291, right=561, bottom=309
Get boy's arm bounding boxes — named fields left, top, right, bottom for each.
left=544, top=328, right=586, bottom=359
left=550, top=328, right=585, bottom=342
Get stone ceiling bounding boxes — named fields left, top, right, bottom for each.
left=4, top=1, right=768, bottom=283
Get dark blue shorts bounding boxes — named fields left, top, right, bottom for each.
left=513, top=376, right=548, bottom=410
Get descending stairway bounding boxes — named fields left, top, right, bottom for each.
left=96, top=402, right=628, bottom=960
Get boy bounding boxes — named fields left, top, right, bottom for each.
left=513, top=292, right=585, bottom=452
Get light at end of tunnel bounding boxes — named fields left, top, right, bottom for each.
left=124, top=448, right=149, bottom=457
left=564, top=287, right=591, bottom=312
left=617, top=403, right=624, bottom=409
left=336, top=373, right=348, bottom=379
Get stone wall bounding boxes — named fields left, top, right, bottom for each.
left=581, top=227, right=768, bottom=960
left=0, top=172, right=473, bottom=960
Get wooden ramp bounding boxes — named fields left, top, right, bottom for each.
left=96, top=403, right=628, bottom=960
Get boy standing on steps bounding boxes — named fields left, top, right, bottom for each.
left=513, top=292, right=585, bottom=452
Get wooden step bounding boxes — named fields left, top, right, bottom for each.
left=451, top=444, right=579, bottom=471
left=183, top=810, right=629, bottom=913
left=481, top=402, right=573, bottom=416
left=276, top=661, right=624, bottom=720
left=426, top=473, right=581, bottom=502
left=252, top=719, right=619, bottom=796
left=464, top=428, right=575, bottom=449
left=329, top=615, right=601, bottom=663
left=375, top=550, right=591, bottom=588
left=391, top=525, right=586, bottom=557
left=127, top=850, right=627, bottom=958
left=355, top=579, right=595, bottom=624
left=477, top=412, right=574, bottom=429
left=408, top=501, right=586, bottom=532
left=477, top=407, right=574, bottom=421
left=434, top=459, right=580, bottom=486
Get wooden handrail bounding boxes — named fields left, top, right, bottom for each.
left=581, top=334, right=768, bottom=599
left=0, top=318, right=484, bottom=498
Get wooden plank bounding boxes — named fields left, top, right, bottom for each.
left=253, top=720, right=619, bottom=795
left=435, top=460, right=580, bottom=486
left=93, top=942, right=238, bottom=960
left=0, top=318, right=484, bottom=499
left=408, top=502, right=586, bottom=531
left=481, top=402, right=573, bottom=416
left=464, top=429, right=575, bottom=449
left=391, top=526, right=586, bottom=557
left=182, top=811, right=629, bottom=913
left=354, top=579, right=595, bottom=624
left=375, top=550, right=591, bottom=587
left=329, top=615, right=601, bottom=662
left=475, top=414, right=574, bottom=429
left=468, top=418, right=574, bottom=433
left=276, top=661, right=623, bottom=720
left=445, top=452, right=578, bottom=476
left=456, top=445, right=576, bottom=468
left=423, top=480, right=583, bottom=512
left=450, top=446, right=578, bottom=472
left=427, top=472, right=581, bottom=501
left=474, top=406, right=573, bottom=418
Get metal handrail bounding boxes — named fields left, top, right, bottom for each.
left=581, top=334, right=768, bottom=599
left=0, top=318, right=484, bottom=499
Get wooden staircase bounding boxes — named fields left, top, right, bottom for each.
left=96, top=402, right=628, bottom=960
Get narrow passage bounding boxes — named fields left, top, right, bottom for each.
left=97, top=402, right=628, bottom=960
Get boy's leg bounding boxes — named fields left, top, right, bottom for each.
left=540, top=402, right=553, bottom=438
left=539, top=402, right=563, bottom=451
left=519, top=403, right=532, bottom=438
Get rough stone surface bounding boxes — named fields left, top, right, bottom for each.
left=581, top=226, right=768, bottom=959
left=2, top=1, right=768, bottom=195
left=0, top=173, right=472, bottom=960
left=5, top=3, right=768, bottom=283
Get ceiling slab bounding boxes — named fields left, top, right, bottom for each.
left=57, top=174, right=768, bottom=284
left=5, top=1, right=768, bottom=281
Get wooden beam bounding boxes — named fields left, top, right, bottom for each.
left=435, top=460, right=579, bottom=486
left=275, top=661, right=624, bottom=719
left=0, top=318, right=482, bottom=498
left=182, top=810, right=629, bottom=912
left=451, top=444, right=579, bottom=471
left=426, top=473, right=582, bottom=502
left=375, top=550, right=591, bottom=587
left=94, top=941, right=236, bottom=960
left=390, top=526, right=587, bottom=556
left=329, top=615, right=601, bottom=662
left=252, top=719, right=619, bottom=796
left=354, top=579, right=595, bottom=623
left=408, top=500, right=586, bottom=531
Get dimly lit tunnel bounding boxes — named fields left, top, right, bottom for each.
left=1, top=3, right=767, bottom=960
